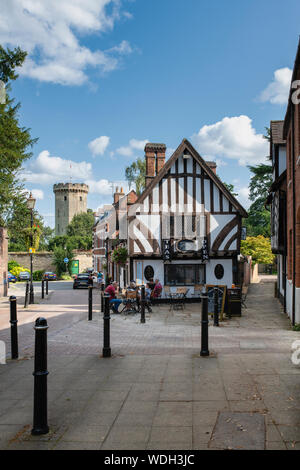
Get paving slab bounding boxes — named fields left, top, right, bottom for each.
left=0, top=281, right=299, bottom=450
left=210, top=412, right=265, bottom=450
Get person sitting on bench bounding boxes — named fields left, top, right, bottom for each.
left=105, top=281, right=122, bottom=313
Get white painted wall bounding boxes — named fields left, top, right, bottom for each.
left=286, top=279, right=300, bottom=324
left=133, top=258, right=233, bottom=297
left=206, top=259, right=233, bottom=287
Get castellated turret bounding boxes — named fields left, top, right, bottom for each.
left=53, top=183, right=89, bottom=236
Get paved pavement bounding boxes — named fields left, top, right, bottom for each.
left=0, top=281, right=299, bottom=450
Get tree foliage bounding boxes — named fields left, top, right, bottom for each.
left=125, top=158, right=146, bottom=195
left=243, top=163, right=273, bottom=237
left=7, top=201, right=54, bottom=251
left=0, top=45, right=38, bottom=226
left=241, top=235, right=275, bottom=265
left=52, top=245, right=74, bottom=278
left=48, top=210, right=95, bottom=251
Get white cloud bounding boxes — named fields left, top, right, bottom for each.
left=259, top=67, right=292, bottom=105
left=88, top=135, right=110, bottom=156
left=236, top=186, right=251, bottom=210
left=0, top=0, right=133, bottom=85
left=22, top=150, right=92, bottom=184
left=191, top=115, right=269, bottom=166
left=117, top=138, right=149, bottom=157
left=23, top=188, right=44, bottom=200
left=86, top=178, right=130, bottom=195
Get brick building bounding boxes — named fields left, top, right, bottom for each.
left=0, top=228, right=8, bottom=297
left=282, top=40, right=300, bottom=325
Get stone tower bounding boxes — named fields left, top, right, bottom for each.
left=53, top=183, right=89, bottom=236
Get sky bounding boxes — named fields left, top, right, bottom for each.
left=1, top=0, right=300, bottom=228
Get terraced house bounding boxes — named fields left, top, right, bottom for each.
left=93, top=139, right=248, bottom=296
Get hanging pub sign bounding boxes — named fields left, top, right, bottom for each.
left=162, top=239, right=172, bottom=262
left=201, top=237, right=209, bottom=262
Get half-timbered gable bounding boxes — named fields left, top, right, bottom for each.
left=128, top=139, right=247, bottom=260
left=126, top=139, right=247, bottom=292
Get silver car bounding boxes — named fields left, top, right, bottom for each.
left=19, top=271, right=30, bottom=281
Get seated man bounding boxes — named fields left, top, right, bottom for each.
left=105, top=281, right=122, bottom=313
left=144, top=283, right=153, bottom=313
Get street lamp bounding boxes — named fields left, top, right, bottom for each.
left=26, top=192, right=36, bottom=304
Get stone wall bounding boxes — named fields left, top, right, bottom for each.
left=0, top=228, right=8, bottom=297
left=8, top=251, right=93, bottom=274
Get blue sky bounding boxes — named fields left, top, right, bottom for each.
left=2, top=0, right=300, bottom=228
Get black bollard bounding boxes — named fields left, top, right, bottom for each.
left=200, top=293, right=210, bottom=357
left=213, top=287, right=219, bottom=327
left=41, top=280, right=45, bottom=299
left=24, top=281, right=29, bottom=308
left=88, top=285, right=93, bottom=321
left=32, top=317, right=49, bottom=436
left=103, top=294, right=111, bottom=358
left=29, top=282, right=34, bottom=305
left=101, top=283, right=105, bottom=313
left=9, top=296, right=18, bottom=360
left=140, top=285, right=146, bottom=324
left=46, top=279, right=49, bottom=296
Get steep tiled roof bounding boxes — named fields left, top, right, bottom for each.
left=271, top=121, right=286, bottom=144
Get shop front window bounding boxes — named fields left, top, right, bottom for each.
left=164, top=264, right=205, bottom=286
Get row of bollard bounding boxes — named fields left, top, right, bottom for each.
left=7, top=282, right=218, bottom=437
left=41, top=279, right=49, bottom=300
left=24, top=279, right=49, bottom=308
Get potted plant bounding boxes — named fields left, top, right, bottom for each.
left=111, top=246, right=128, bottom=266
left=23, top=224, right=42, bottom=250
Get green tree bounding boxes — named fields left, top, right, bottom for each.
left=243, top=163, right=273, bottom=237
left=0, top=45, right=37, bottom=226
left=222, top=181, right=238, bottom=197
left=241, top=235, right=275, bottom=265
left=52, top=245, right=74, bottom=278
left=125, top=158, right=146, bottom=195
left=6, top=200, right=54, bottom=251
left=66, top=210, right=95, bottom=250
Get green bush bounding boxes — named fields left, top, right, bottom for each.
left=292, top=324, right=300, bottom=332
left=33, top=270, right=45, bottom=281
left=60, top=274, right=72, bottom=280
left=8, top=260, right=20, bottom=272
left=10, top=266, right=30, bottom=277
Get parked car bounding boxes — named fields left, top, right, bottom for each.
left=73, top=273, right=90, bottom=289
left=43, top=272, right=57, bottom=281
left=7, top=272, right=17, bottom=283
left=19, top=271, right=30, bottom=281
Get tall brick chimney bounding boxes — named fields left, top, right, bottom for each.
left=145, top=143, right=166, bottom=186
left=114, top=186, right=124, bottom=205
left=205, top=161, right=217, bottom=174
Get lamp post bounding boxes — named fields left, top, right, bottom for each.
left=105, top=237, right=109, bottom=286
left=26, top=192, right=36, bottom=304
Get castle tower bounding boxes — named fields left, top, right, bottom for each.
left=53, top=183, right=89, bottom=236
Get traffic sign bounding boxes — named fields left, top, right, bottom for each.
left=64, top=258, right=69, bottom=263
